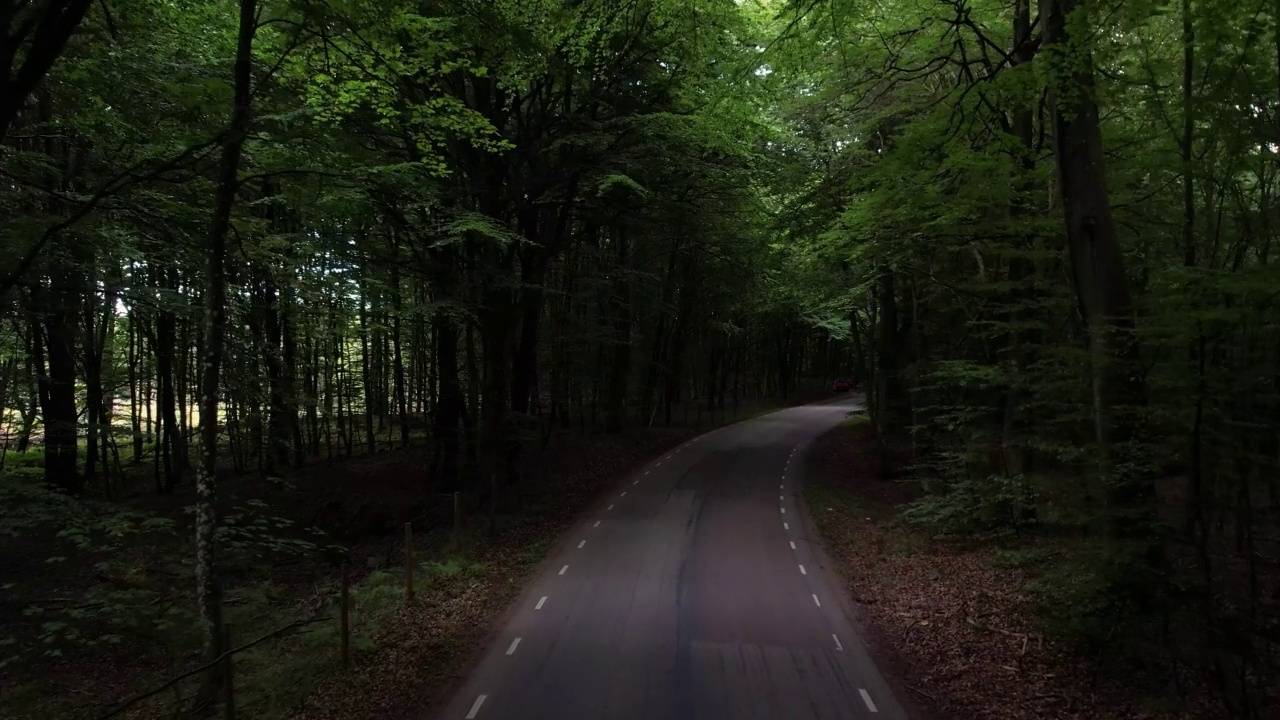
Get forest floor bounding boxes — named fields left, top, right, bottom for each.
left=0, top=394, right=819, bottom=720
left=804, top=415, right=1226, bottom=720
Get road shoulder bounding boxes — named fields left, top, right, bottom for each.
left=802, top=415, right=1199, bottom=720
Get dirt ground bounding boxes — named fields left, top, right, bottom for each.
left=803, top=418, right=1224, bottom=720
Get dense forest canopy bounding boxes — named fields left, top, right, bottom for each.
left=1, top=0, right=1277, bottom=717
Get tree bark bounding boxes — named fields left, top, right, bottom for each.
left=1041, top=0, right=1156, bottom=534
left=32, top=271, right=81, bottom=493
left=194, top=0, right=256, bottom=703
left=605, top=228, right=632, bottom=434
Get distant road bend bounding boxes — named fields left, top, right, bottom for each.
left=439, top=396, right=909, bottom=720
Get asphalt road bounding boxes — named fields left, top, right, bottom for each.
left=438, top=396, right=909, bottom=720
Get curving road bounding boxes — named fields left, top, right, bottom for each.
left=437, top=396, right=909, bottom=720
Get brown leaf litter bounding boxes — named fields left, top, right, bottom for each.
left=804, top=422, right=1223, bottom=720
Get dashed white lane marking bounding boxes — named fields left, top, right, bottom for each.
left=594, top=520, right=601, bottom=528
left=608, top=504, right=615, bottom=511
left=645, top=470, right=650, bottom=475
left=780, top=507, right=786, bottom=514
left=783, top=522, right=790, bottom=530
left=506, top=638, right=522, bottom=655
left=833, top=633, right=844, bottom=651
left=536, top=596, right=547, bottom=609
left=859, top=689, right=878, bottom=712
left=466, top=694, right=487, bottom=718
left=798, top=564, right=807, bottom=575
left=559, top=565, right=569, bottom=575
left=779, top=495, right=784, bottom=500
left=656, top=461, right=663, bottom=467
left=812, top=594, right=822, bottom=607
left=790, top=541, right=797, bottom=550
left=620, top=491, right=627, bottom=497
left=665, top=455, right=671, bottom=460
left=633, top=480, right=639, bottom=485
left=780, top=484, right=784, bottom=490
left=577, top=540, right=586, bottom=549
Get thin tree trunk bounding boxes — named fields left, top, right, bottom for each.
left=128, top=309, right=143, bottom=462
left=390, top=255, right=410, bottom=448
left=195, top=0, right=256, bottom=703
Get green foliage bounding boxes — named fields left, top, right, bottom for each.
left=903, top=473, right=1037, bottom=537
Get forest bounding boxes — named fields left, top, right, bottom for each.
left=1, top=0, right=1276, bottom=718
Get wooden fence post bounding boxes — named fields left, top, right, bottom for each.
left=340, top=564, right=350, bottom=670
left=404, top=522, right=414, bottom=603
left=221, top=624, right=236, bottom=720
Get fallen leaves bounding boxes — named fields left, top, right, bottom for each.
left=805, top=423, right=1216, bottom=720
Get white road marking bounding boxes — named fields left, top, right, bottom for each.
left=656, top=461, right=662, bottom=467
left=645, top=470, right=650, bottom=475
left=790, top=541, right=797, bottom=550
left=536, top=596, right=547, bottom=609
left=780, top=495, right=784, bottom=500
left=833, top=633, right=844, bottom=651
left=608, top=504, right=614, bottom=511
left=633, top=480, right=639, bottom=485
left=620, top=491, right=627, bottom=497
left=783, top=522, right=790, bottom=530
left=781, top=507, right=786, bottom=514
left=812, top=594, right=822, bottom=607
left=798, top=564, right=807, bottom=575
left=859, top=689, right=878, bottom=712
left=559, top=565, right=569, bottom=575
left=466, top=694, right=487, bottom=719
left=577, top=540, right=586, bottom=549
left=665, top=455, right=671, bottom=460
left=593, top=520, right=601, bottom=528
left=506, top=638, right=522, bottom=655
left=780, top=484, right=784, bottom=490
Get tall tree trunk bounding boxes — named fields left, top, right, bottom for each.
left=390, top=255, right=410, bottom=448
left=83, top=279, right=101, bottom=489
left=511, top=256, right=547, bottom=415
left=641, top=238, right=679, bottom=424
left=1181, top=0, right=1196, bottom=268
left=260, top=274, right=291, bottom=474
left=128, top=309, right=143, bottom=462
left=1041, top=0, right=1156, bottom=535
left=605, top=229, right=632, bottom=434
left=358, top=288, right=375, bottom=454
left=195, top=0, right=255, bottom=703
left=429, top=247, right=465, bottom=493
left=33, top=273, right=81, bottom=493
left=153, top=264, right=181, bottom=491
left=281, top=290, right=303, bottom=468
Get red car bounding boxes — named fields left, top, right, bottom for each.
left=831, top=378, right=854, bottom=392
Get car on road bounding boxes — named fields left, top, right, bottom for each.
left=831, top=378, right=854, bottom=392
